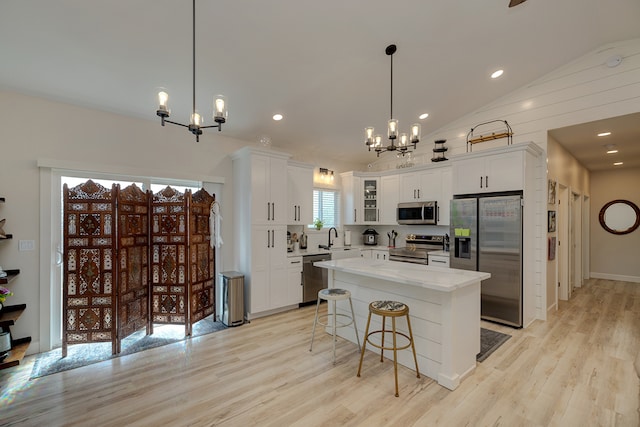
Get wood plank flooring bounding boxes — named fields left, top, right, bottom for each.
left=1, top=278, right=639, bottom=426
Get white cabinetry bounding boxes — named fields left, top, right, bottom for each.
left=397, top=165, right=452, bottom=226
left=428, top=252, right=450, bottom=268
left=285, top=257, right=303, bottom=306
left=360, top=248, right=388, bottom=260
left=287, top=162, right=313, bottom=225
left=453, top=150, right=523, bottom=194
left=249, top=152, right=288, bottom=225
left=362, top=177, right=380, bottom=224
left=232, top=147, right=293, bottom=319
left=371, top=249, right=389, bottom=260
left=340, top=172, right=362, bottom=225
left=400, top=169, right=442, bottom=202
left=380, top=175, right=399, bottom=224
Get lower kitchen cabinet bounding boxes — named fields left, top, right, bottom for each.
left=248, top=225, right=288, bottom=317
left=428, top=251, right=450, bottom=268
left=285, top=257, right=303, bottom=306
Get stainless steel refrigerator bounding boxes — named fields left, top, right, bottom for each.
left=450, top=193, right=523, bottom=327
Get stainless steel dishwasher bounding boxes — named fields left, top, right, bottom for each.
left=302, top=253, right=331, bottom=304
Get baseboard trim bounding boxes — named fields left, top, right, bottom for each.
left=590, top=272, right=640, bottom=283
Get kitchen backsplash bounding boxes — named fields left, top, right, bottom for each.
left=287, top=224, right=449, bottom=249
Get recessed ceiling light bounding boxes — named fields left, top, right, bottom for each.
left=606, top=149, right=618, bottom=154
left=273, top=114, right=283, bottom=121
left=614, top=162, right=623, bottom=166
left=491, top=69, right=504, bottom=79
left=419, top=113, right=429, bottom=120
left=597, top=131, right=611, bottom=137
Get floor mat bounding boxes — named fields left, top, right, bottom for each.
left=30, top=316, right=226, bottom=379
left=477, top=327, right=511, bottom=362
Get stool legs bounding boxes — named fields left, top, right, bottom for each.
left=310, top=291, right=360, bottom=365
left=357, top=308, right=420, bottom=397
left=356, top=310, right=372, bottom=378
left=406, top=313, right=420, bottom=380
left=309, top=296, right=321, bottom=352
left=332, top=300, right=337, bottom=364
left=348, top=296, right=361, bottom=352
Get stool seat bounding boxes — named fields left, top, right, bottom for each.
left=370, top=300, right=408, bottom=314
left=357, top=300, right=420, bottom=397
left=319, top=288, right=351, bottom=300
left=310, top=288, right=360, bottom=365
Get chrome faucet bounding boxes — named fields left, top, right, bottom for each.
left=328, top=227, right=338, bottom=248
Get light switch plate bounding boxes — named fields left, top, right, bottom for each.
left=19, top=240, right=35, bottom=251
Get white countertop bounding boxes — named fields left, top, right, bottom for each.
left=315, top=257, right=490, bottom=292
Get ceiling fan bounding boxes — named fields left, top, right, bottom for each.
left=509, top=0, right=528, bottom=7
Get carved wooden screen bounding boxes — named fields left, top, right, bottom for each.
left=150, top=187, right=190, bottom=335
left=116, top=184, right=151, bottom=353
left=189, top=189, right=215, bottom=326
left=63, top=180, right=117, bottom=356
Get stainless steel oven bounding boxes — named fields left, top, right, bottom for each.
left=397, top=201, right=438, bottom=225
left=388, top=234, right=444, bottom=264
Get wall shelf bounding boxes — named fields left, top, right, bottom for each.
left=0, top=269, right=20, bottom=285
left=0, top=304, right=32, bottom=370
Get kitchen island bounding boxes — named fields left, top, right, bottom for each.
left=315, top=258, right=490, bottom=390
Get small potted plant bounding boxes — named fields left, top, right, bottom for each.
left=313, top=218, right=324, bottom=230
left=0, top=285, right=12, bottom=312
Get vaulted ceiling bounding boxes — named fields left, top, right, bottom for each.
left=1, top=0, right=639, bottom=169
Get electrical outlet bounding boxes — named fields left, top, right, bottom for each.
left=19, top=240, right=35, bottom=251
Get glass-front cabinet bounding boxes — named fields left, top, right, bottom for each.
left=362, top=178, right=379, bottom=223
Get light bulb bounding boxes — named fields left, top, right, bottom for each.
left=399, top=133, right=408, bottom=147
left=213, top=95, right=227, bottom=122
left=190, top=112, right=202, bottom=127
left=365, top=127, right=375, bottom=145
left=158, top=91, right=169, bottom=110
left=388, top=119, right=398, bottom=139
left=410, top=123, right=421, bottom=143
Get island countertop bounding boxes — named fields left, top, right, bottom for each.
left=315, top=258, right=490, bottom=292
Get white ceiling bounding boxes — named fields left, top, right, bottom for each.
left=1, top=0, right=640, bottom=169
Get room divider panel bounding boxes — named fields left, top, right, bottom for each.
left=63, top=181, right=216, bottom=356
left=63, top=180, right=118, bottom=357
left=116, top=184, right=151, bottom=353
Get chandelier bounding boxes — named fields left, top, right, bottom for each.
left=365, top=44, right=420, bottom=157
left=156, top=0, right=228, bottom=142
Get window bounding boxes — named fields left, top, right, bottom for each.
left=312, top=189, right=339, bottom=228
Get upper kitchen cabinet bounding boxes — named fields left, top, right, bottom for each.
left=287, top=162, right=313, bottom=225
left=341, top=172, right=385, bottom=225
left=380, top=175, right=399, bottom=224
left=340, top=172, right=362, bottom=225
left=232, top=147, right=289, bottom=225
left=398, top=165, right=452, bottom=226
left=453, top=148, right=527, bottom=195
left=452, top=142, right=543, bottom=196
left=362, top=177, right=380, bottom=224
left=399, top=169, right=442, bottom=202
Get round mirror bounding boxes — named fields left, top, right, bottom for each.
left=599, top=199, right=640, bottom=235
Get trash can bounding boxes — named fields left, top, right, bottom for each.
left=220, top=271, right=244, bottom=327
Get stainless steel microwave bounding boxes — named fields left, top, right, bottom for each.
left=397, top=201, right=438, bottom=225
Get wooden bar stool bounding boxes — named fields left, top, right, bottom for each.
left=309, top=288, right=360, bottom=364
left=357, top=300, right=420, bottom=397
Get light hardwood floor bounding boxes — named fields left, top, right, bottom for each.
left=1, top=278, right=639, bottom=426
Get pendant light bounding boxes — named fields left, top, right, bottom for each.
left=365, top=44, right=420, bottom=157
left=156, top=0, right=228, bottom=142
